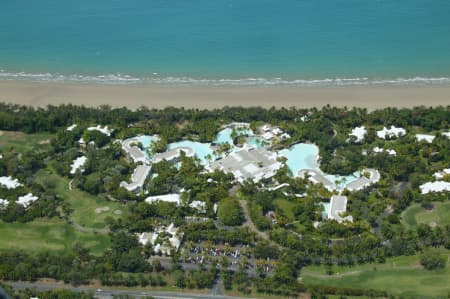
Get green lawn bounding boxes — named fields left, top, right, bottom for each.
left=0, top=130, right=53, bottom=151
left=402, top=202, right=450, bottom=229
left=274, top=198, right=296, bottom=221
left=35, top=169, right=129, bottom=229
left=0, top=218, right=110, bottom=255
left=301, top=251, right=450, bottom=298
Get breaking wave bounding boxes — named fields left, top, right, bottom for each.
left=1, top=69, right=450, bottom=87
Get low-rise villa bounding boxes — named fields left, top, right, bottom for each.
left=345, top=168, right=380, bottom=192
left=0, top=176, right=22, bottom=189
left=138, top=223, right=182, bottom=256
left=420, top=181, right=450, bottom=194
left=66, top=124, right=77, bottom=131
left=434, top=169, right=450, bottom=180
left=87, top=125, right=113, bottom=136
left=298, top=169, right=335, bottom=191
left=70, top=156, right=87, bottom=175
left=349, top=126, right=366, bottom=143
left=328, top=195, right=353, bottom=223
left=122, top=137, right=147, bottom=164
left=16, top=193, right=38, bottom=208
left=145, top=193, right=181, bottom=206
left=376, top=126, right=406, bottom=139
left=415, top=134, right=435, bottom=143
left=0, top=198, right=8, bottom=210
left=372, top=147, right=397, bottom=156
left=120, top=164, right=151, bottom=192
left=152, top=147, right=195, bottom=163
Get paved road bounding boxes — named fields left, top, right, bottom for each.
left=5, top=281, right=258, bottom=299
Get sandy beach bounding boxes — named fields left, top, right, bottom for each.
left=0, top=80, right=449, bottom=110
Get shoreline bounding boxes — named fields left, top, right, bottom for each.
left=0, top=80, right=449, bottom=110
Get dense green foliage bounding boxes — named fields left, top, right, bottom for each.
left=0, top=103, right=449, bottom=298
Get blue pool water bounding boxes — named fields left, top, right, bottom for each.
left=137, top=135, right=159, bottom=149
left=168, top=141, right=215, bottom=165
left=1, top=0, right=450, bottom=86
left=321, top=202, right=331, bottom=220
left=247, top=137, right=266, bottom=149
left=279, top=143, right=359, bottom=188
left=215, top=128, right=254, bottom=146
left=279, top=143, right=319, bottom=174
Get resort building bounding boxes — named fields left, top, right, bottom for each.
left=420, top=181, right=450, bottom=194
left=87, top=125, right=113, bottom=136
left=349, top=126, right=366, bottom=143
left=0, top=198, right=8, bottom=210
left=434, top=169, right=450, bottom=180
left=0, top=176, right=22, bottom=189
left=66, top=124, right=77, bottom=131
left=207, top=147, right=282, bottom=183
left=189, top=200, right=207, bottom=213
left=16, top=193, right=38, bottom=208
left=138, top=223, right=182, bottom=256
left=376, top=126, right=406, bottom=139
left=144, top=193, right=181, bottom=206
left=415, top=134, right=435, bottom=143
left=120, top=164, right=151, bottom=192
left=122, top=137, right=147, bottom=164
left=345, top=168, right=380, bottom=192
left=298, top=169, right=335, bottom=191
left=328, top=195, right=353, bottom=223
left=151, top=147, right=195, bottom=163
left=372, top=147, right=397, bottom=156
left=70, top=156, right=87, bottom=175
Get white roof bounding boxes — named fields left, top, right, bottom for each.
left=434, top=169, right=450, bottom=179
left=262, top=132, right=275, bottom=140
left=349, top=126, right=366, bottom=143
left=373, top=147, right=396, bottom=156
left=0, top=198, right=8, bottom=210
left=145, top=194, right=181, bottom=206
left=17, top=193, right=39, bottom=208
left=280, top=132, right=291, bottom=140
left=0, top=176, right=22, bottom=189
left=70, top=156, right=87, bottom=175
left=120, top=164, right=151, bottom=192
left=442, top=131, right=450, bottom=138
left=376, top=126, right=406, bottom=139
left=415, top=134, right=435, bottom=143
left=420, top=181, right=450, bottom=194
left=137, top=223, right=182, bottom=255
left=189, top=200, right=207, bottom=212
left=87, top=125, right=113, bottom=136
left=272, top=127, right=283, bottom=135
left=328, top=195, right=353, bottom=223
left=66, top=124, right=77, bottom=131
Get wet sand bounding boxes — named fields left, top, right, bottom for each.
left=0, top=80, right=449, bottom=110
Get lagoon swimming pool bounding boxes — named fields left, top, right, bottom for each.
left=215, top=128, right=254, bottom=146
left=279, top=143, right=359, bottom=189
left=137, top=135, right=159, bottom=148
left=279, top=143, right=319, bottom=174
left=168, top=140, right=215, bottom=165
left=321, top=202, right=330, bottom=219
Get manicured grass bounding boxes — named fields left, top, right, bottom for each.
left=0, top=131, right=53, bottom=151
left=35, top=169, right=129, bottom=229
left=402, top=202, right=450, bottom=229
left=301, top=251, right=450, bottom=298
left=0, top=218, right=110, bottom=255
left=274, top=198, right=296, bottom=221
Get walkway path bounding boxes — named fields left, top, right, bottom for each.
left=239, top=200, right=269, bottom=241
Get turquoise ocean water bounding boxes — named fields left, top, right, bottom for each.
left=1, top=0, right=450, bottom=86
